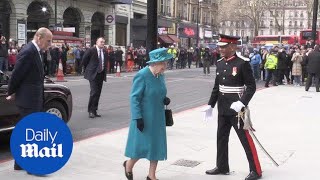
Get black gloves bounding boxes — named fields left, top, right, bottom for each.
left=136, top=118, right=144, bottom=132
left=163, top=97, right=171, bottom=105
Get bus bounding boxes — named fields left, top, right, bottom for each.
left=252, top=35, right=298, bottom=46
left=299, top=29, right=320, bottom=45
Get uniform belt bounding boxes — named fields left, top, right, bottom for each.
left=219, top=85, right=245, bottom=94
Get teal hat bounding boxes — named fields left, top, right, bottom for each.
left=146, top=48, right=173, bottom=64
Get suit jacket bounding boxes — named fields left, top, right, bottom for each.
left=306, top=50, right=320, bottom=75
left=82, top=47, right=107, bottom=81
left=8, top=42, right=44, bottom=110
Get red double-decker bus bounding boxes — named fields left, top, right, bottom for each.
left=299, top=29, right=320, bottom=45
left=252, top=35, right=298, bottom=46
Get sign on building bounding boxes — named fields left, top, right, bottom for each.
left=105, top=14, right=115, bottom=25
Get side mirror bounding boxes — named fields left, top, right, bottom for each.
left=0, top=70, right=9, bottom=85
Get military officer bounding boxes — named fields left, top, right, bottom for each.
left=204, top=34, right=262, bottom=180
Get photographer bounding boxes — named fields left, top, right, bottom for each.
left=0, top=36, right=8, bottom=71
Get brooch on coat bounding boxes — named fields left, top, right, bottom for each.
left=232, top=67, right=237, bottom=76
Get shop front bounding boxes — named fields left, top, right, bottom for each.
left=178, top=23, right=197, bottom=48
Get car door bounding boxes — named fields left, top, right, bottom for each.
left=0, top=80, right=19, bottom=131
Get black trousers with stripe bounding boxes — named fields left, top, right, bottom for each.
left=216, top=115, right=262, bottom=176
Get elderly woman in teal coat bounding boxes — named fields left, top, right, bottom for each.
left=123, top=48, right=173, bottom=180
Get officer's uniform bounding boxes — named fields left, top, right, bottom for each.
left=208, top=35, right=262, bottom=179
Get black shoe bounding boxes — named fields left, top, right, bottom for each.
left=146, top=176, right=158, bottom=180
left=89, top=112, right=95, bottom=118
left=264, top=84, right=269, bottom=88
left=14, top=163, right=23, bottom=170
left=245, top=171, right=261, bottom=180
left=123, top=161, right=133, bottom=180
left=94, top=112, right=101, bottom=117
left=305, top=88, right=309, bottom=92
left=205, top=167, right=229, bottom=175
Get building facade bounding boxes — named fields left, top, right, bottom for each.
left=218, top=0, right=320, bottom=42
left=0, top=0, right=218, bottom=48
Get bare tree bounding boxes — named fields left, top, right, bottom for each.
left=217, top=0, right=266, bottom=36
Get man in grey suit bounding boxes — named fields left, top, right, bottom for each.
left=6, top=27, right=53, bottom=171
left=82, top=37, right=107, bottom=118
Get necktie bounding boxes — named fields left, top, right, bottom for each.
left=98, top=49, right=103, bottom=72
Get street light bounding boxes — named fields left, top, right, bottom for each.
left=196, top=0, right=203, bottom=48
left=41, top=7, right=47, bottom=12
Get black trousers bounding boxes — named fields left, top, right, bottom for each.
left=278, top=69, right=290, bottom=84
left=14, top=106, right=43, bottom=169
left=88, top=72, right=104, bottom=113
left=305, top=73, right=320, bottom=92
left=216, top=115, right=262, bottom=176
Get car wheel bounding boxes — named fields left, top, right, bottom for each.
left=45, top=101, right=68, bottom=122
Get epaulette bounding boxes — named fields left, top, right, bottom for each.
left=217, top=58, right=224, bottom=62
left=236, top=51, right=250, bottom=61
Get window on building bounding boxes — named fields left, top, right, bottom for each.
left=294, top=31, right=297, bottom=35
left=289, top=30, right=291, bottom=35
left=166, top=0, right=171, bottom=16
left=192, top=6, right=196, bottom=22
left=160, top=0, right=164, bottom=14
left=236, top=30, right=239, bottom=36
left=270, top=29, right=273, bottom=35
left=230, top=30, right=234, bottom=36
left=251, top=30, right=254, bottom=37
left=241, top=20, right=245, bottom=27
left=260, top=30, right=264, bottom=35
left=295, top=11, right=298, bottom=17
left=260, top=21, right=264, bottom=27
left=241, top=30, right=244, bottom=37
left=222, top=29, right=226, bottom=34
left=183, top=3, right=188, bottom=20
left=294, top=21, right=297, bottom=27
left=300, top=21, right=303, bottom=27
left=300, top=12, right=304, bottom=18
left=178, top=4, right=183, bottom=18
left=222, top=21, right=226, bottom=26
left=270, top=20, right=273, bottom=26
left=289, top=21, right=292, bottom=26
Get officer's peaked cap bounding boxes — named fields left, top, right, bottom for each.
left=217, top=34, right=240, bottom=46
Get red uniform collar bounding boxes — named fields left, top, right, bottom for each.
left=223, top=55, right=236, bottom=62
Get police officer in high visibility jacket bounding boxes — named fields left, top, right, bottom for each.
left=204, top=34, right=262, bottom=180
left=264, top=49, right=279, bottom=87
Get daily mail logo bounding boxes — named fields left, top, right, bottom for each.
left=20, top=129, right=62, bottom=158
left=10, top=113, right=73, bottom=175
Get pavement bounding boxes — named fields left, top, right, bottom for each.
left=0, top=84, right=319, bottom=180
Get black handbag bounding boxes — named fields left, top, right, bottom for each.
left=165, top=105, right=174, bottom=126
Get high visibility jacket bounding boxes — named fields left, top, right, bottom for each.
left=167, top=48, right=177, bottom=58
left=264, top=54, right=278, bottom=70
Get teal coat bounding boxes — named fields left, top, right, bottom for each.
left=125, top=67, right=167, bottom=161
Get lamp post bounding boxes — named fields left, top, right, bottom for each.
left=196, top=0, right=202, bottom=48
left=55, top=0, right=57, bottom=27
left=312, top=0, right=318, bottom=47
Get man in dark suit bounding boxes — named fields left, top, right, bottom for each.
left=82, top=37, right=107, bottom=118
left=305, top=45, right=320, bottom=92
left=6, top=27, right=53, bottom=171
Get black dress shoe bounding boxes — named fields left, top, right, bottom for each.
left=14, top=163, right=23, bottom=170
left=146, top=176, right=158, bottom=180
left=245, top=171, right=261, bottom=180
left=89, top=112, right=95, bottom=118
left=123, top=161, right=133, bottom=180
left=94, top=112, right=101, bottom=117
left=205, top=167, right=229, bottom=175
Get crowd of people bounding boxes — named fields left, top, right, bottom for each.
left=242, top=43, right=320, bottom=91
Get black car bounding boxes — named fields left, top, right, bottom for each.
left=0, top=71, right=72, bottom=133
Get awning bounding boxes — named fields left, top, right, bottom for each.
left=158, top=35, right=173, bottom=44
left=109, top=0, right=132, bottom=4
left=168, top=35, right=180, bottom=42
